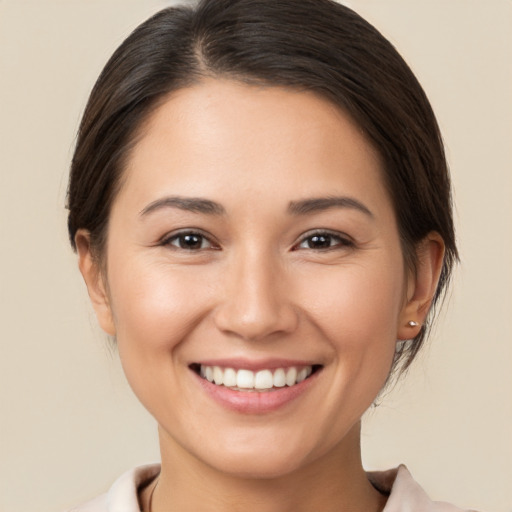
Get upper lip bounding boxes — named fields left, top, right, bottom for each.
left=190, top=358, right=321, bottom=372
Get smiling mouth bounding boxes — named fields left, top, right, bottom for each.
left=190, top=364, right=322, bottom=392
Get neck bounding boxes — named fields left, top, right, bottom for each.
left=148, top=422, right=387, bottom=512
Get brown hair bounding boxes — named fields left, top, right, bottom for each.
left=67, top=0, right=458, bottom=374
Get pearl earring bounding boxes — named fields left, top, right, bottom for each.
left=407, top=321, right=419, bottom=327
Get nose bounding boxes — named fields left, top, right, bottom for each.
left=213, top=250, right=299, bottom=341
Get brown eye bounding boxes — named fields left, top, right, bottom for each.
left=295, top=231, right=353, bottom=251
left=164, top=231, right=215, bottom=251
left=304, top=234, right=334, bottom=249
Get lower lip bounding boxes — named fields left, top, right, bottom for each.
left=192, top=369, right=320, bottom=414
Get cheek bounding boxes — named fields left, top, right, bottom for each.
left=107, top=259, right=215, bottom=358
left=302, top=261, right=404, bottom=337
left=105, top=258, right=220, bottom=419
left=299, top=261, right=403, bottom=386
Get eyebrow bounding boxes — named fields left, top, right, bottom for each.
left=140, top=196, right=226, bottom=217
left=288, top=196, right=374, bottom=218
left=139, top=195, right=373, bottom=218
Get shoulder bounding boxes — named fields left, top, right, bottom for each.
left=65, top=464, right=160, bottom=512
left=368, top=465, right=479, bottom=512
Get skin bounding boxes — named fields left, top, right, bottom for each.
left=77, top=79, right=444, bottom=512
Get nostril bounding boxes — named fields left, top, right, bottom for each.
left=213, top=303, right=300, bottom=342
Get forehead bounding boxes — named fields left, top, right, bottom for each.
left=120, top=78, right=389, bottom=214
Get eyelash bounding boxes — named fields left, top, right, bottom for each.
left=160, top=230, right=219, bottom=251
left=160, top=229, right=353, bottom=252
left=293, top=230, right=354, bottom=251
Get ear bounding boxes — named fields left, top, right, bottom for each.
left=75, top=230, right=116, bottom=336
left=397, top=232, right=445, bottom=340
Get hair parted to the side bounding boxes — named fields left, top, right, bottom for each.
left=67, top=0, right=458, bottom=376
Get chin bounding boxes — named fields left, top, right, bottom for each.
left=211, top=448, right=308, bottom=480
left=184, top=425, right=330, bottom=481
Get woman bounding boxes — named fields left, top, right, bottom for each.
left=66, top=0, right=467, bottom=510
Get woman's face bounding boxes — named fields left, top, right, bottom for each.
left=81, top=79, right=421, bottom=477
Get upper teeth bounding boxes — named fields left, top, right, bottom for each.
left=200, top=365, right=313, bottom=390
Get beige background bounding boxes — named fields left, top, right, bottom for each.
left=1, top=1, right=511, bottom=511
